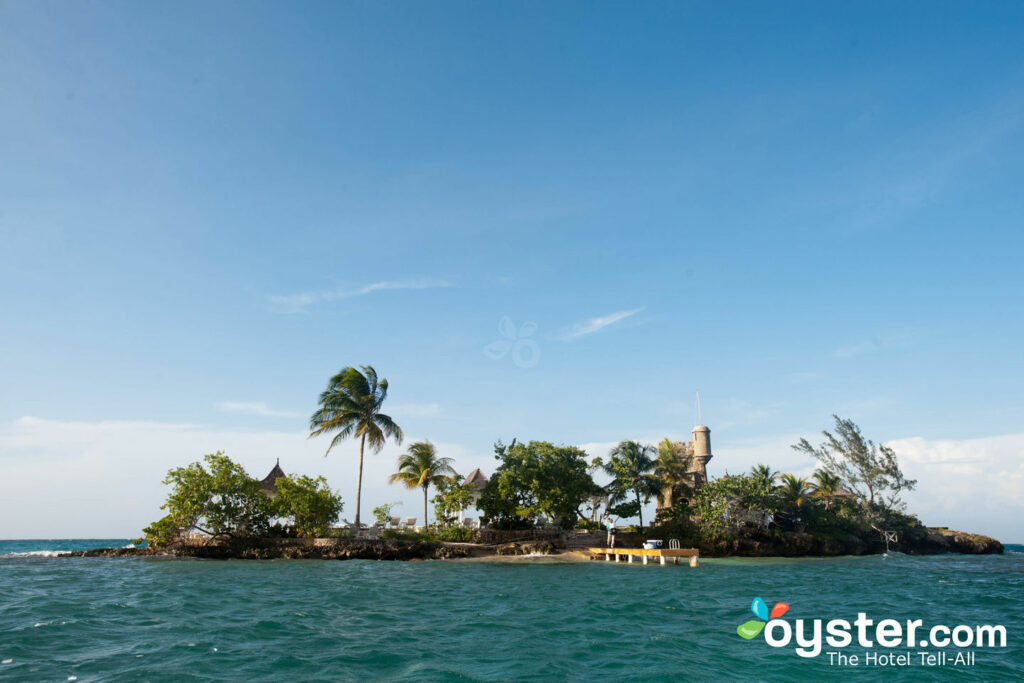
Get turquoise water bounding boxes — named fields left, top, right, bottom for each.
left=2, top=540, right=1022, bottom=681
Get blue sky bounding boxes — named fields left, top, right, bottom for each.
left=2, top=2, right=1023, bottom=539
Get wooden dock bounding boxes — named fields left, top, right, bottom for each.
left=587, top=547, right=700, bottom=567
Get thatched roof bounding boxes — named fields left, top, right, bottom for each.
left=260, top=459, right=286, bottom=494
left=464, top=468, right=488, bottom=492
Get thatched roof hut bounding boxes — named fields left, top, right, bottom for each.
left=464, top=468, right=488, bottom=492
left=260, top=459, right=286, bottom=497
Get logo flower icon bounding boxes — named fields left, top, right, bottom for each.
left=484, top=316, right=539, bottom=368
left=737, top=597, right=789, bottom=640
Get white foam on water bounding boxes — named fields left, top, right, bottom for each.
left=2, top=659, right=12, bottom=664
left=6, top=550, right=69, bottom=557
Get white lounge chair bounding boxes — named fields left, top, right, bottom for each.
left=461, top=517, right=473, bottom=528
left=390, top=516, right=401, bottom=529
left=404, top=517, right=417, bottom=530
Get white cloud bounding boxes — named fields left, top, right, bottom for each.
left=215, top=401, right=299, bottom=418
left=0, top=416, right=483, bottom=538
left=269, top=278, right=454, bottom=312
left=888, top=433, right=1024, bottom=543
left=559, top=307, right=644, bottom=340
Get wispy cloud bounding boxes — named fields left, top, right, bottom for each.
left=215, top=401, right=299, bottom=418
left=269, top=278, right=455, bottom=312
left=559, top=307, right=645, bottom=341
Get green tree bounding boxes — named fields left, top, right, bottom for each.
left=812, top=470, right=843, bottom=510
left=654, top=438, right=693, bottom=509
left=692, top=474, right=778, bottom=540
left=479, top=440, right=598, bottom=529
left=603, top=441, right=661, bottom=529
left=273, top=474, right=344, bottom=537
left=373, top=503, right=395, bottom=526
left=792, top=415, right=916, bottom=510
left=432, top=475, right=474, bottom=527
left=309, top=365, right=403, bottom=527
left=387, top=441, right=455, bottom=527
left=145, top=451, right=273, bottom=545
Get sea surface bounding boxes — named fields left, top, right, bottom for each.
left=1, top=540, right=1022, bottom=681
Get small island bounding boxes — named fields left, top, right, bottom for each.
left=65, top=367, right=1002, bottom=562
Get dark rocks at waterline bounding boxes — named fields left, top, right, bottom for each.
left=494, top=541, right=558, bottom=556
left=60, top=539, right=472, bottom=561
left=698, top=527, right=1003, bottom=558
left=918, top=529, right=1004, bottom=555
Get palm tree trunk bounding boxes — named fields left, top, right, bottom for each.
left=635, top=488, right=643, bottom=528
left=355, top=432, right=366, bottom=527
left=423, top=485, right=429, bottom=529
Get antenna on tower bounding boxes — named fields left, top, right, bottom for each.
left=696, top=390, right=702, bottom=425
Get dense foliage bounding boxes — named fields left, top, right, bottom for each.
left=691, top=473, right=779, bottom=539
left=144, top=452, right=274, bottom=546
left=432, top=475, right=474, bottom=527
left=273, top=474, right=344, bottom=537
left=688, top=417, right=925, bottom=546
left=478, top=440, right=599, bottom=529
left=144, top=453, right=343, bottom=546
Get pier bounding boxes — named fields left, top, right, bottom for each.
left=586, top=547, right=700, bottom=567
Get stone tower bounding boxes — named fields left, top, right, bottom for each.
left=688, top=424, right=712, bottom=489
left=657, top=424, right=714, bottom=512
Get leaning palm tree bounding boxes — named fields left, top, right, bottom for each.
left=309, top=365, right=403, bottom=527
left=812, top=470, right=843, bottom=511
left=604, top=440, right=662, bottom=529
left=388, top=441, right=455, bottom=527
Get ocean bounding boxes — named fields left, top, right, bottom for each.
left=2, top=540, right=1022, bottom=681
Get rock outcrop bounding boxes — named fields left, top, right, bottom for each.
left=494, top=541, right=557, bottom=556
left=61, top=539, right=471, bottom=561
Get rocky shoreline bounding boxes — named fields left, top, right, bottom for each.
left=57, top=527, right=1002, bottom=561
left=696, top=527, right=1004, bottom=557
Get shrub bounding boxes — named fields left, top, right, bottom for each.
left=433, top=526, right=475, bottom=542
left=274, top=474, right=343, bottom=537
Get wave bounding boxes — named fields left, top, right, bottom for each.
left=5, top=550, right=69, bottom=557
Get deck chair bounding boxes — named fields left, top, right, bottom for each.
left=390, top=516, right=401, bottom=529
left=404, top=517, right=417, bottom=529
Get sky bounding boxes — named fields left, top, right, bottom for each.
left=1, top=2, right=1022, bottom=541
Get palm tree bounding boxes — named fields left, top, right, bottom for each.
left=604, top=440, right=662, bottom=529
left=309, top=365, right=403, bottom=527
left=777, top=473, right=812, bottom=510
left=750, top=463, right=779, bottom=490
left=654, top=437, right=692, bottom=510
left=812, top=471, right=843, bottom=510
left=388, top=441, right=456, bottom=527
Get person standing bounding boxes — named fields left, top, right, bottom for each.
left=605, top=516, right=617, bottom=549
